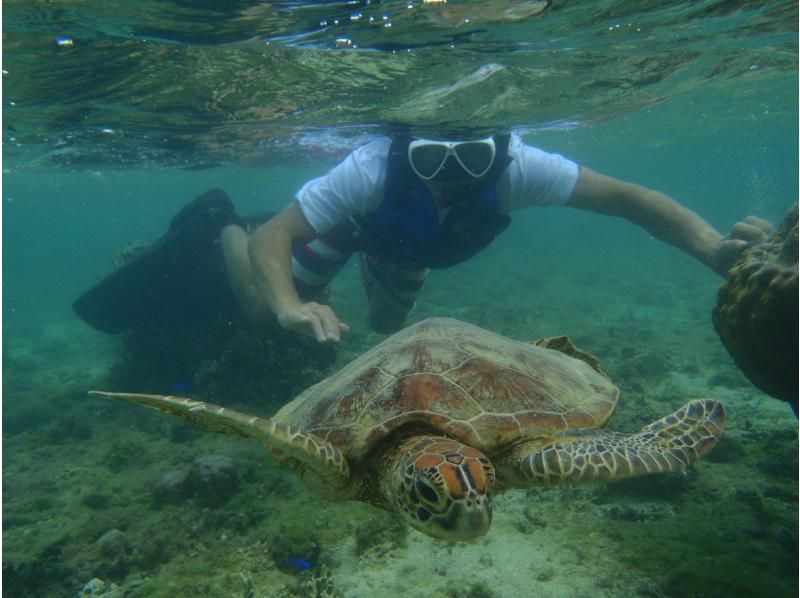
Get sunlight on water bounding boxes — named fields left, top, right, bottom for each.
left=2, top=0, right=797, bottom=169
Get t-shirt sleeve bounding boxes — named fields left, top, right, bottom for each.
left=499, top=134, right=580, bottom=212
left=295, top=137, right=390, bottom=234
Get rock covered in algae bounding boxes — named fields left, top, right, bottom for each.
left=152, top=468, right=193, bottom=506
left=95, top=529, right=131, bottom=559
left=191, top=454, right=240, bottom=507
left=78, top=577, right=124, bottom=597
left=151, top=455, right=241, bottom=507
left=712, top=203, right=798, bottom=406
left=90, top=529, right=135, bottom=581
left=110, top=319, right=335, bottom=411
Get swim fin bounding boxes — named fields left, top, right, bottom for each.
left=73, top=188, right=243, bottom=334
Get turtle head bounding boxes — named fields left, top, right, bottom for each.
left=386, top=436, right=495, bottom=541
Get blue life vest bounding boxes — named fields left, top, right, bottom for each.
left=351, top=133, right=513, bottom=269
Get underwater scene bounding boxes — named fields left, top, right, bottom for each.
left=3, top=1, right=798, bottom=597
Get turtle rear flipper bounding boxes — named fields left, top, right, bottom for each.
left=89, top=391, right=350, bottom=489
left=507, top=399, right=726, bottom=487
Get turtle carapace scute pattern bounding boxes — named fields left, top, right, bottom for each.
left=91, top=318, right=726, bottom=541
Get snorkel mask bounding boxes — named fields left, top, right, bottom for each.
left=408, top=137, right=497, bottom=183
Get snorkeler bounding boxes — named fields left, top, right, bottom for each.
left=74, top=132, right=772, bottom=341
left=221, top=132, right=772, bottom=343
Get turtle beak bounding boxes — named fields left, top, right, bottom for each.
left=435, top=496, right=493, bottom=540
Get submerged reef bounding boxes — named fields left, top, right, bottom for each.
left=78, top=187, right=338, bottom=407
left=4, top=205, right=797, bottom=596
left=108, top=316, right=336, bottom=408
left=713, top=203, right=799, bottom=407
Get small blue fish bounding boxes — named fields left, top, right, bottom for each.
left=169, top=382, right=190, bottom=394
left=282, top=557, right=312, bottom=572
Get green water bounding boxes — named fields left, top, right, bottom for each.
left=2, top=2, right=798, bottom=596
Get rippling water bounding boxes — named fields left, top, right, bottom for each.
left=3, top=0, right=798, bottom=169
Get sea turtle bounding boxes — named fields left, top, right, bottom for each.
left=91, top=317, right=726, bottom=541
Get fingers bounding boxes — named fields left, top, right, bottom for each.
left=711, top=238, right=748, bottom=276
left=742, top=215, right=774, bottom=235
left=729, top=215, right=773, bottom=245
left=711, top=213, right=774, bottom=277
left=730, top=221, right=770, bottom=243
left=277, top=302, right=348, bottom=344
left=718, top=238, right=748, bottom=260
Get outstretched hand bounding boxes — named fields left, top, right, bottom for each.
left=710, top=215, right=773, bottom=276
left=277, top=302, right=350, bottom=343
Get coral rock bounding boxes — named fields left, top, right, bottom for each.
left=713, top=204, right=798, bottom=407
left=78, top=577, right=124, bottom=598
left=191, top=454, right=240, bottom=507
left=95, top=529, right=131, bottom=559
left=153, top=469, right=193, bottom=506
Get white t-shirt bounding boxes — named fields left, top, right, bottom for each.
left=296, top=133, right=580, bottom=234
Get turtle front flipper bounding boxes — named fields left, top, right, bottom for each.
left=505, top=399, right=726, bottom=487
left=89, top=391, right=350, bottom=490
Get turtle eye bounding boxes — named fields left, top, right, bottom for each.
left=415, top=479, right=439, bottom=504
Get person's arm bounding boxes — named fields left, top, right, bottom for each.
left=248, top=201, right=349, bottom=343
left=565, top=167, right=772, bottom=276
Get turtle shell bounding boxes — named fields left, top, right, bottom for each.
left=273, top=318, right=619, bottom=459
